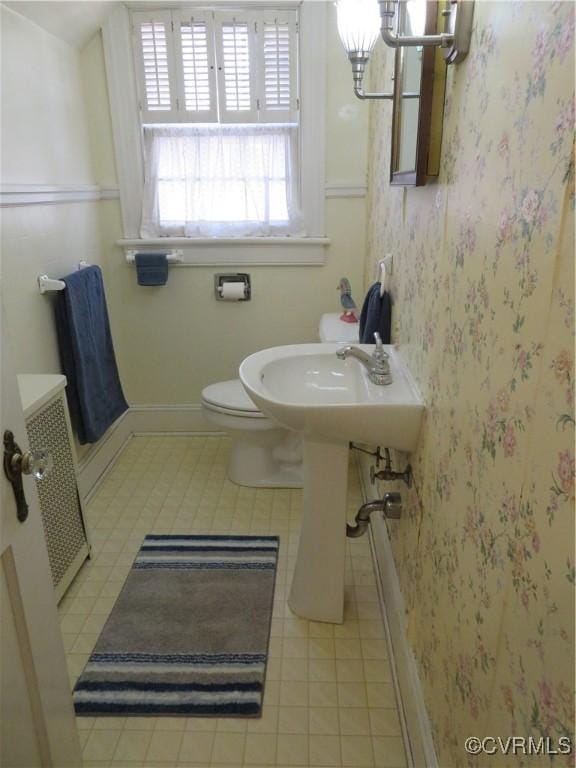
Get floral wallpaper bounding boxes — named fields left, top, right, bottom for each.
left=364, top=3, right=574, bottom=766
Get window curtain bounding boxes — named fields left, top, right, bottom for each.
left=140, top=124, right=304, bottom=237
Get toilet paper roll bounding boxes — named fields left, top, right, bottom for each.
left=219, top=282, right=246, bottom=300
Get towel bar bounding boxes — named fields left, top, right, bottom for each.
left=38, top=261, right=90, bottom=294
left=377, top=255, right=393, bottom=296
left=125, top=250, right=183, bottom=264
left=38, top=275, right=66, bottom=294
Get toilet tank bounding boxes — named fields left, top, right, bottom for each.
left=318, top=313, right=360, bottom=343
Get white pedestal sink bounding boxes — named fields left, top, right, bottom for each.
left=240, top=343, right=424, bottom=623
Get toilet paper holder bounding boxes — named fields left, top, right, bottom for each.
left=214, top=273, right=251, bottom=301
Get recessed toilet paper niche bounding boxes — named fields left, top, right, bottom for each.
left=214, top=273, right=251, bottom=301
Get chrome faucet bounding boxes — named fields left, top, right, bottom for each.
left=336, top=332, right=393, bottom=385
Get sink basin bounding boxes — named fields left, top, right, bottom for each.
left=239, top=343, right=424, bottom=624
left=240, top=343, right=424, bottom=451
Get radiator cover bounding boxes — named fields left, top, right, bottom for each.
left=19, top=375, right=90, bottom=602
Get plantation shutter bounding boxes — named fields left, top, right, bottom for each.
left=214, top=14, right=258, bottom=123
left=132, top=11, right=179, bottom=123
left=173, top=10, right=218, bottom=122
left=257, top=11, right=299, bottom=123
left=131, top=9, right=300, bottom=125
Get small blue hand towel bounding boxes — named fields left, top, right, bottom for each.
left=54, top=266, right=128, bottom=444
left=359, top=282, right=392, bottom=344
left=135, top=252, right=169, bottom=286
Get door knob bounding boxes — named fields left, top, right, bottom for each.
left=3, top=430, right=52, bottom=523
left=19, top=447, right=52, bottom=480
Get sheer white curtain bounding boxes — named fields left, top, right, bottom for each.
left=141, top=124, right=304, bottom=237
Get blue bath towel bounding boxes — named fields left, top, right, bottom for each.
left=54, top=266, right=128, bottom=444
left=135, top=252, right=169, bottom=286
left=359, top=282, right=392, bottom=344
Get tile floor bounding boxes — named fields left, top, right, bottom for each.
left=58, top=436, right=408, bottom=768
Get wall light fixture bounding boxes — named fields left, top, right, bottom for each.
left=336, top=0, right=474, bottom=100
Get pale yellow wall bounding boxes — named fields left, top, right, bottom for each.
left=0, top=6, right=94, bottom=185
left=80, top=4, right=370, bottom=404
left=0, top=6, right=105, bottom=377
left=365, top=3, right=574, bottom=765
left=325, top=6, right=369, bottom=186
left=80, top=31, right=117, bottom=188
left=97, top=197, right=367, bottom=403
left=1, top=1, right=369, bottom=414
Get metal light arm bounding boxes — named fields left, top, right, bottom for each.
left=341, top=0, right=474, bottom=102
left=354, top=87, right=420, bottom=100
left=377, top=0, right=475, bottom=65
left=354, top=86, right=393, bottom=100
left=349, top=52, right=393, bottom=99
left=348, top=52, right=421, bottom=101
left=378, top=0, right=453, bottom=48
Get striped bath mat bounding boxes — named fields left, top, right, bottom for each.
left=73, top=534, right=279, bottom=717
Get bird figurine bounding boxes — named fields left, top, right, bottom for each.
left=337, top=277, right=359, bottom=323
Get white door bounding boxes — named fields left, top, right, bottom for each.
left=0, top=294, right=82, bottom=767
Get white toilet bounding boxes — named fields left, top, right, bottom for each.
left=201, top=314, right=359, bottom=488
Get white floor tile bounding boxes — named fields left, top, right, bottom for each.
left=58, top=436, right=407, bottom=768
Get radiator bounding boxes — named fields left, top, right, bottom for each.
left=18, top=375, right=90, bottom=602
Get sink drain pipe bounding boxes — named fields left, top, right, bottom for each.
left=346, top=492, right=403, bottom=538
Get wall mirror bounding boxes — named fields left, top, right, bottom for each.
left=390, top=1, right=448, bottom=186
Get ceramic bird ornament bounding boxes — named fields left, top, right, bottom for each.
left=337, top=277, right=359, bottom=323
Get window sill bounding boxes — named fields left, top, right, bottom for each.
left=117, top=237, right=330, bottom=266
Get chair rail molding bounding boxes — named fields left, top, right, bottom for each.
left=0, top=184, right=120, bottom=207
left=325, top=181, right=368, bottom=198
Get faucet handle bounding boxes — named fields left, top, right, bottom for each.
left=372, top=332, right=388, bottom=362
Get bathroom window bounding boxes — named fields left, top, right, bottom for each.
left=140, top=124, right=302, bottom=237
left=103, top=3, right=326, bottom=261
left=132, top=9, right=303, bottom=237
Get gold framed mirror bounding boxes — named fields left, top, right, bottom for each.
left=390, top=1, right=448, bottom=186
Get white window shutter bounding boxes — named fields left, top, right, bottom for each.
left=131, top=9, right=301, bottom=126
left=173, top=10, right=218, bottom=123
left=257, top=11, right=299, bottom=123
left=214, top=13, right=258, bottom=123
left=132, top=11, right=179, bottom=123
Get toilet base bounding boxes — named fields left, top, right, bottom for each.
left=228, top=429, right=303, bottom=488
left=202, top=403, right=303, bottom=489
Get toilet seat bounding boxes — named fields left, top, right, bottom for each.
left=201, top=379, right=267, bottom=419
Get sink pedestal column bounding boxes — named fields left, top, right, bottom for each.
left=288, top=439, right=349, bottom=623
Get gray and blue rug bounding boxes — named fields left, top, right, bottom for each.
left=73, top=534, right=279, bottom=717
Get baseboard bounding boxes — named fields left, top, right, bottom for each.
left=129, top=403, right=220, bottom=435
left=77, top=409, right=133, bottom=500
left=77, top=404, right=222, bottom=499
left=357, top=453, right=438, bottom=768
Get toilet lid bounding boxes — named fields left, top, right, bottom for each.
left=202, top=379, right=261, bottom=414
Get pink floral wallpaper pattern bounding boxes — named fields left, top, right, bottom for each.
left=364, top=3, right=574, bottom=766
